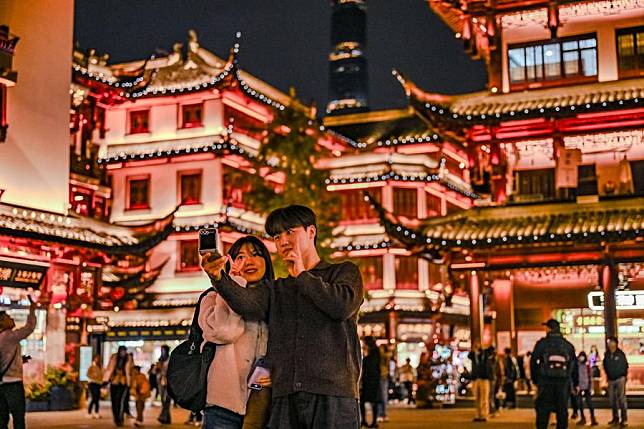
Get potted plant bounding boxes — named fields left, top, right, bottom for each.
left=44, top=364, right=78, bottom=411
left=25, top=382, right=50, bottom=412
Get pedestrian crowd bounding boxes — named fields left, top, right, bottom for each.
left=468, top=318, right=630, bottom=428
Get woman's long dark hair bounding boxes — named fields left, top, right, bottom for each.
left=227, top=235, right=274, bottom=284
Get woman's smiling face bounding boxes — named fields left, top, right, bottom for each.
left=233, top=243, right=267, bottom=284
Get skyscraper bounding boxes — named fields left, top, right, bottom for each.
left=327, top=0, right=369, bottom=115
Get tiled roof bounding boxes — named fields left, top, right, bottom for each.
left=375, top=196, right=643, bottom=250
left=0, top=204, right=175, bottom=255
left=402, top=73, right=644, bottom=124
left=97, top=135, right=258, bottom=164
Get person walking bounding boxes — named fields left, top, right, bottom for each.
left=360, top=337, right=381, bottom=428
left=104, top=345, right=134, bottom=427
left=87, top=355, right=104, bottom=419
left=199, top=236, right=273, bottom=429
left=0, top=297, right=36, bottom=429
left=524, top=351, right=533, bottom=394
left=156, top=345, right=172, bottom=425
left=399, top=358, right=416, bottom=405
left=502, top=348, right=519, bottom=409
left=468, top=342, right=493, bottom=422
left=202, top=205, right=365, bottom=428
left=130, top=365, right=151, bottom=428
left=376, top=344, right=391, bottom=423
left=530, top=319, right=578, bottom=429
left=576, top=351, right=598, bottom=426
left=603, top=337, right=629, bottom=427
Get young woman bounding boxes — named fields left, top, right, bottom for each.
left=199, top=235, right=274, bottom=429
left=86, top=355, right=104, bottom=419
left=103, top=346, right=133, bottom=427
left=576, top=351, right=598, bottom=426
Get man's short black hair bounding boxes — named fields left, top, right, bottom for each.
left=265, top=205, right=318, bottom=245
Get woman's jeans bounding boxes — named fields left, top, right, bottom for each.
left=203, top=405, right=244, bottom=429
left=87, top=382, right=101, bottom=414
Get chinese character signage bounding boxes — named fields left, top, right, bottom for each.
left=0, top=257, right=48, bottom=289
left=587, top=290, right=644, bottom=311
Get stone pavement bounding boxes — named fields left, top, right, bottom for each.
left=24, top=404, right=644, bottom=429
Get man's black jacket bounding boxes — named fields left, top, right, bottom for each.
left=603, top=348, right=629, bottom=381
left=530, top=331, right=579, bottom=386
left=211, top=260, right=364, bottom=399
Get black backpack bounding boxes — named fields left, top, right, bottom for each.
left=540, top=340, right=570, bottom=380
left=167, top=288, right=217, bottom=411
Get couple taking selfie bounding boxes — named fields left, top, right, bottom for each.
left=196, top=204, right=364, bottom=429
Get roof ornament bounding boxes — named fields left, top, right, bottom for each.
left=188, top=29, right=199, bottom=54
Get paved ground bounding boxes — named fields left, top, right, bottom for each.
left=24, top=404, right=644, bottom=429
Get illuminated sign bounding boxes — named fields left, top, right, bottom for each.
left=0, top=257, right=48, bottom=289
left=587, top=291, right=644, bottom=311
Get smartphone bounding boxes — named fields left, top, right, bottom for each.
left=247, top=357, right=270, bottom=391
left=198, top=228, right=220, bottom=257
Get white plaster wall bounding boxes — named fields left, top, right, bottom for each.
left=110, top=157, right=223, bottom=222
left=102, top=94, right=224, bottom=146
left=0, top=0, right=74, bottom=214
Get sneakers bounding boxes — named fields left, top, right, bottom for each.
left=577, top=418, right=587, bottom=426
left=133, top=422, right=143, bottom=428
left=619, top=421, right=628, bottom=427
left=590, top=417, right=599, bottom=426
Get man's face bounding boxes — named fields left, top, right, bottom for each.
left=608, top=340, right=617, bottom=352
left=272, top=225, right=316, bottom=260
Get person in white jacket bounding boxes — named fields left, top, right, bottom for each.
left=0, top=296, right=36, bottom=429
left=199, top=235, right=273, bottom=429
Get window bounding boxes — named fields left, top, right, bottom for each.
left=508, top=35, right=597, bottom=87
left=617, top=26, right=644, bottom=78
left=577, top=164, right=598, bottom=196
left=426, top=193, right=441, bottom=218
left=127, top=176, right=150, bottom=210
left=224, top=105, right=265, bottom=139
left=129, top=110, right=149, bottom=134
left=179, top=171, right=202, bottom=205
left=515, top=168, right=555, bottom=200
left=340, top=189, right=379, bottom=221
left=181, top=103, right=203, bottom=128
left=359, top=257, right=383, bottom=291
left=179, top=240, right=200, bottom=271
left=396, top=256, right=418, bottom=290
left=394, top=188, right=417, bottom=218
left=70, top=186, right=92, bottom=216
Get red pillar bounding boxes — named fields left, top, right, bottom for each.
left=469, top=270, right=483, bottom=347
left=601, top=257, right=618, bottom=342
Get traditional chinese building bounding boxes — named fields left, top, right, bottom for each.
left=70, top=31, right=336, bottom=368
left=320, top=106, right=476, bottom=362
left=372, top=0, right=644, bottom=387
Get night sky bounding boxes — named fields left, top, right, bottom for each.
left=74, top=0, right=487, bottom=113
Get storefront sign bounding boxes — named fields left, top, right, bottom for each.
left=0, top=257, right=48, bottom=289
left=587, top=290, right=644, bottom=311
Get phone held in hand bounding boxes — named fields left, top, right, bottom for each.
left=198, top=227, right=221, bottom=258
left=247, top=357, right=270, bottom=391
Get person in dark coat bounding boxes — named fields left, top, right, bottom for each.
left=360, top=336, right=381, bottom=428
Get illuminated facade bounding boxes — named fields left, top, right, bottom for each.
left=375, top=0, right=643, bottom=386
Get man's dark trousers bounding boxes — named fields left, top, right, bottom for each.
left=0, top=382, right=26, bottom=429
left=535, top=381, right=569, bottom=429
left=268, top=392, right=360, bottom=429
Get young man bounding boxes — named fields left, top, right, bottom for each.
left=201, top=205, right=364, bottom=428
left=530, top=319, right=578, bottom=429
left=0, top=297, right=36, bottom=429
left=603, top=337, right=628, bottom=427
left=468, top=342, right=493, bottom=422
